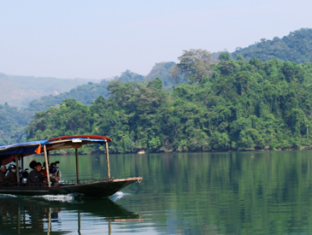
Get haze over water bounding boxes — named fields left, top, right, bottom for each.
left=1, top=151, right=312, bottom=234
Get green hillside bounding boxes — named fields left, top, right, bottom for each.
left=232, top=28, right=312, bottom=63
left=0, top=103, right=27, bottom=145
left=145, top=62, right=177, bottom=87
left=26, top=56, right=312, bottom=153
left=27, top=80, right=111, bottom=112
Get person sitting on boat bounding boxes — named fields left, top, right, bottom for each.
left=49, top=161, right=61, bottom=186
left=27, top=162, right=47, bottom=186
left=0, top=165, right=7, bottom=185
left=40, top=161, right=48, bottom=177
left=6, top=164, right=18, bottom=186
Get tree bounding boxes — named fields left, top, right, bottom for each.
left=219, top=52, right=231, bottom=61
left=172, top=49, right=215, bottom=84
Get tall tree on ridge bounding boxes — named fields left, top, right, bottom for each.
left=171, top=49, right=216, bottom=84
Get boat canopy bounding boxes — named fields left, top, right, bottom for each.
left=0, top=135, right=113, bottom=165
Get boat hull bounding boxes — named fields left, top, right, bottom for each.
left=0, top=177, right=142, bottom=197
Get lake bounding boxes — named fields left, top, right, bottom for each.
left=1, top=150, right=312, bottom=235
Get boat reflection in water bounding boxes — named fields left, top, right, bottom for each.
left=0, top=195, right=141, bottom=235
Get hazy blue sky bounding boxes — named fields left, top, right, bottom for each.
left=1, top=0, right=311, bottom=79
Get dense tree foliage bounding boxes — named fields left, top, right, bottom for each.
left=232, top=28, right=312, bottom=63
left=26, top=57, right=312, bottom=153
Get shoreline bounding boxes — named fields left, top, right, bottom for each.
left=46, top=147, right=312, bottom=156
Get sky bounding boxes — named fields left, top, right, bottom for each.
left=0, top=0, right=312, bottom=80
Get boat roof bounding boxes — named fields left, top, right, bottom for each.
left=0, top=135, right=112, bottom=165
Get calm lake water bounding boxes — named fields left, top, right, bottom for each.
left=1, top=151, right=312, bottom=235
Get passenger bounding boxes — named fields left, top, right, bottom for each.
left=20, top=167, right=29, bottom=182
left=41, top=162, right=48, bottom=177
left=27, top=162, right=47, bottom=186
left=6, top=164, right=18, bottom=186
left=29, top=160, right=37, bottom=169
left=0, top=165, right=7, bottom=185
left=50, top=162, right=62, bottom=186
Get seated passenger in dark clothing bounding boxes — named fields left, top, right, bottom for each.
left=50, top=162, right=62, bottom=186
left=6, top=164, right=18, bottom=186
left=27, top=162, right=47, bottom=186
left=0, top=165, right=7, bottom=185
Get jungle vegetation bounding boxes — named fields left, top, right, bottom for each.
left=25, top=53, right=312, bottom=153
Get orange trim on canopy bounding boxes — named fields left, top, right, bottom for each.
left=48, top=135, right=113, bottom=143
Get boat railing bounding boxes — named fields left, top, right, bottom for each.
left=0, top=178, right=115, bottom=188
left=0, top=182, right=48, bottom=188
left=61, top=178, right=114, bottom=185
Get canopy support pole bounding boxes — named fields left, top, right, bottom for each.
left=44, top=145, right=51, bottom=187
left=105, top=141, right=111, bottom=178
left=75, top=148, right=79, bottom=184
left=108, top=220, right=112, bottom=235
left=15, top=155, right=20, bottom=185
left=21, top=154, right=24, bottom=170
left=47, top=150, right=50, bottom=165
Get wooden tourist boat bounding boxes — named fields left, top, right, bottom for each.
left=0, top=135, right=143, bottom=197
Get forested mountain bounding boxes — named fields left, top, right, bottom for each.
left=26, top=56, right=312, bottom=153
left=232, top=28, right=312, bottom=63
left=4, top=28, right=312, bottom=149
left=0, top=73, right=97, bottom=107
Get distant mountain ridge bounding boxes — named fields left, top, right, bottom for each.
left=0, top=73, right=98, bottom=107
left=3, top=28, right=312, bottom=108
left=231, top=28, right=312, bottom=63
left=26, top=61, right=177, bottom=113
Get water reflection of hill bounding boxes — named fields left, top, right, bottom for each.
left=109, top=152, right=312, bottom=235
left=21, top=151, right=312, bottom=235
left=0, top=196, right=140, bottom=235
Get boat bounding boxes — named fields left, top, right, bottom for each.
left=0, top=135, right=143, bottom=197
